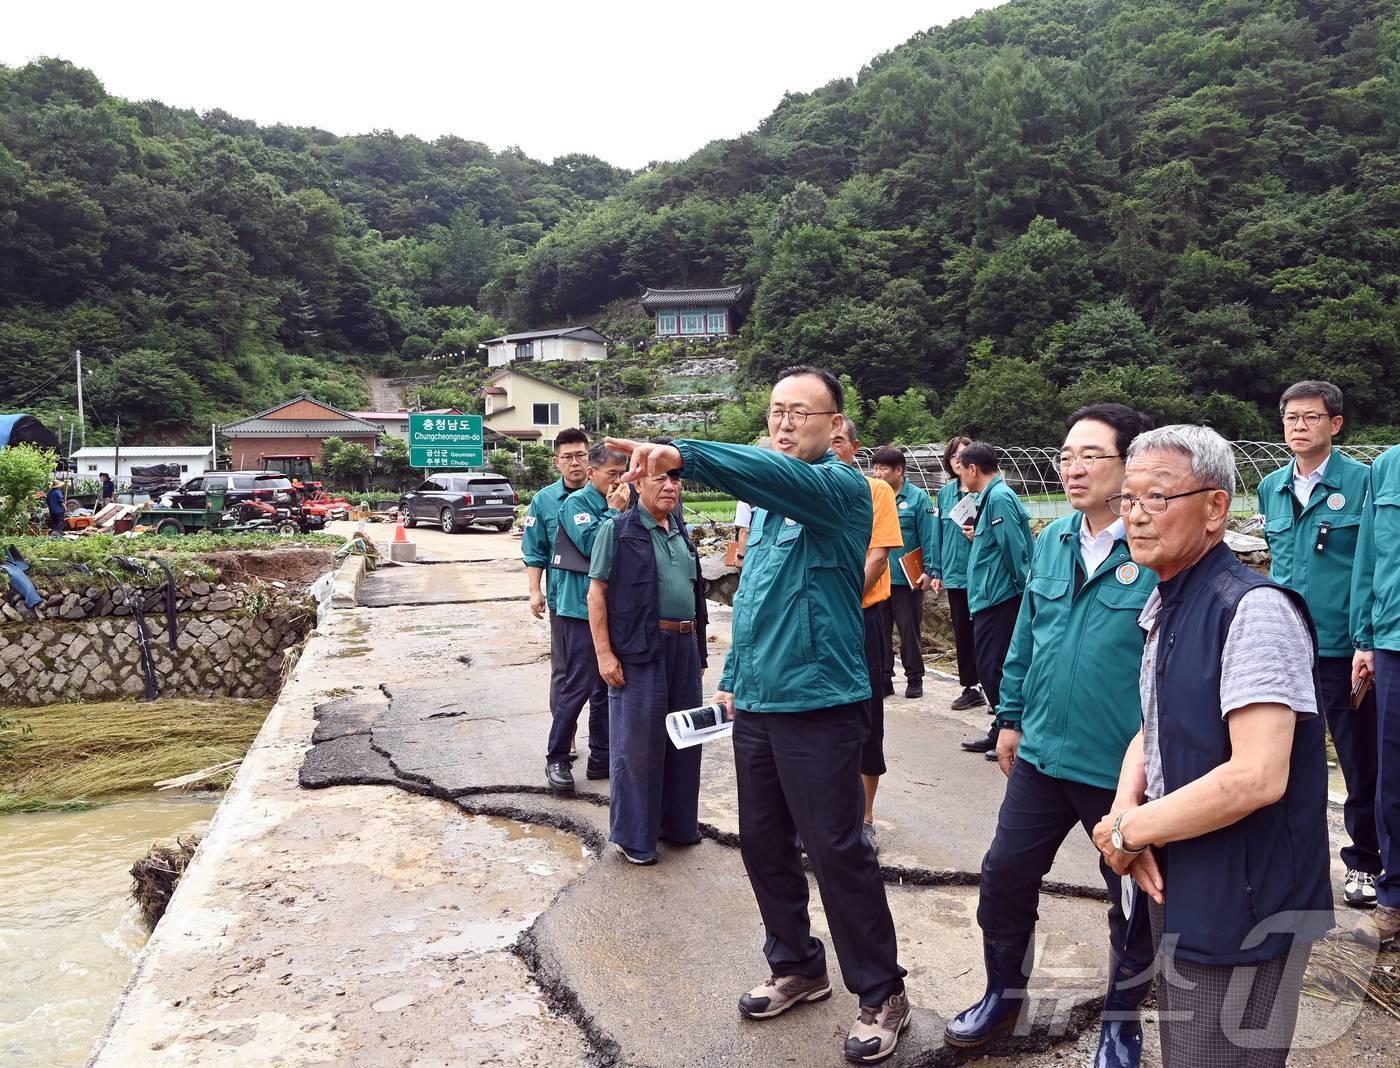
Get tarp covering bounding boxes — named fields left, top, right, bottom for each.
left=0, top=414, right=60, bottom=450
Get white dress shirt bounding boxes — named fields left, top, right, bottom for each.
left=1079, top=517, right=1126, bottom=578
left=1292, top=452, right=1330, bottom=507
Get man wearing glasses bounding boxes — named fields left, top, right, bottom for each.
left=1257, top=381, right=1379, bottom=911
left=520, top=427, right=593, bottom=792
left=606, top=365, right=911, bottom=1064
left=1092, top=425, right=1331, bottom=1067
left=945, top=404, right=1157, bottom=1067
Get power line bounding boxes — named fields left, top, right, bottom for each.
left=4, top=353, right=78, bottom=410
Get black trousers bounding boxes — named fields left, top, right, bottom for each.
left=885, top=585, right=924, bottom=685
left=1318, top=655, right=1381, bottom=874
left=733, top=703, right=906, bottom=1005
left=972, top=595, right=1021, bottom=714
left=546, top=614, right=608, bottom=765
left=862, top=599, right=891, bottom=776
left=947, top=586, right=979, bottom=688
left=978, top=761, right=1154, bottom=976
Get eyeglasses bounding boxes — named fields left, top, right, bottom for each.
left=1106, top=487, right=1219, bottom=517
left=557, top=451, right=588, bottom=463
left=766, top=408, right=837, bottom=427
left=1282, top=413, right=1329, bottom=428
left=1058, top=453, right=1121, bottom=470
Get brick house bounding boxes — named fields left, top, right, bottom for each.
left=221, top=396, right=383, bottom=470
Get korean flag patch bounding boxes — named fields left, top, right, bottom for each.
left=523, top=515, right=536, bottom=528
left=574, top=512, right=592, bottom=526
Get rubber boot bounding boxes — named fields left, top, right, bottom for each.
left=1093, top=956, right=1152, bottom=1068
left=943, top=935, right=1034, bottom=1047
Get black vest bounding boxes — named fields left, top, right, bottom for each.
left=1153, top=541, right=1334, bottom=965
left=603, top=508, right=708, bottom=665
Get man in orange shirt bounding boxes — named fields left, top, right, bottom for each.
left=833, top=417, right=903, bottom=854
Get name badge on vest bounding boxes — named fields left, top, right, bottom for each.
left=1116, top=562, right=1139, bottom=585
left=1327, top=493, right=1345, bottom=510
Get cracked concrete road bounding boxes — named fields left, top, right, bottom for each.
left=94, top=532, right=1393, bottom=1067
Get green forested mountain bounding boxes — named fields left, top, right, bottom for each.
left=3, top=0, right=1399, bottom=445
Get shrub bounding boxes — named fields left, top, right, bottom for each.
left=0, top=445, right=57, bottom=535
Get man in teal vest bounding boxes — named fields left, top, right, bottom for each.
left=1257, top=380, right=1379, bottom=910
left=605, top=365, right=911, bottom=1064
left=544, top=442, right=631, bottom=791
left=930, top=436, right=984, bottom=712
left=957, top=443, right=1033, bottom=754
left=870, top=446, right=937, bottom=700
left=944, top=404, right=1157, bottom=1067
left=1350, top=443, right=1400, bottom=946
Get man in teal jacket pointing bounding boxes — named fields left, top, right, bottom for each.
left=607, top=365, right=910, bottom=1065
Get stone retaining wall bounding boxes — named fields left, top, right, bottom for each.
left=0, top=582, right=316, bottom=706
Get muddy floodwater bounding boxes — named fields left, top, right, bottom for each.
left=0, top=793, right=220, bottom=1068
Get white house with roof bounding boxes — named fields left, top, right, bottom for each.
left=349, top=408, right=461, bottom=442
left=71, top=445, right=216, bottom=482
left=482, top=326, right=608, bottom=368
left=482, top=368, right=583, bottom=450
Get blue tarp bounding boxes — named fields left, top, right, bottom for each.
left=0, top=414, right=60, bottom=450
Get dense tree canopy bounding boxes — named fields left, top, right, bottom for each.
left=2, top=0, right=1398, bottom=446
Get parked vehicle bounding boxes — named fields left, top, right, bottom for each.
left=159, top=471, right=325, bottom=533
left=398, top=472, right=518, bottom=533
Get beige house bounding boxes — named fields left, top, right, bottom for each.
left=482, top=326, right=608, bottom=368
left=482, top=368, right=583, bottom=449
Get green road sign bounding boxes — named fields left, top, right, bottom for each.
left=408, top=413, right=484, bottom=469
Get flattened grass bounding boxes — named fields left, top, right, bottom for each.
left=0, top=697, right=271, bottom=812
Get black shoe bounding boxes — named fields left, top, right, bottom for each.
left=904, top=679, right=923, bottom=699
left=545, top=760, right=575, bottom=793
left=951, top=686, right=986, bottom=711
left=585, top=758, right=609, bottom=780
left=985, top=748, right=999, bottom=761
left=960, top=726, right=997, bottom=753
left=883, top=679, right=895, bottom=697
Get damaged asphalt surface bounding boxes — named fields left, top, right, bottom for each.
left=94, top=526, right=1392, bottom=1067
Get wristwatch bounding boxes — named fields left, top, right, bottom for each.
left=1111, top=812, right=1144, bottom=856
left=994, top=717, right=1019, bottom=732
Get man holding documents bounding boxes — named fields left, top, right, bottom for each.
left=586, top=462, right=708, bottom=866
left=870, top=447, right=937, bottom=700
left=944, top=404, right=1157, bottom=1068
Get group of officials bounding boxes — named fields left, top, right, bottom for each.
left=520, top=366, right=1400, bottom=1067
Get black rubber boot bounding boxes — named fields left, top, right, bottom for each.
left=1093, top=956, right=1152, bottom=1068
left=943, top=935, right=1034, bottom=1047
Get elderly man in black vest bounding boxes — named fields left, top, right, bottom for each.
left=1091, top=425, right=1333, bottom=1068
left=587, top=466, right=708, bottom=866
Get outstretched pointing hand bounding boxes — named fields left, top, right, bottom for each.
left=606, top=438, right=683, bottom=484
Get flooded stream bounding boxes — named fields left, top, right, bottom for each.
left=0, top=793, right=220, bottom=1068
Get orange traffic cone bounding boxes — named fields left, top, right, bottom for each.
left=393, top=518, right=410, bottom=543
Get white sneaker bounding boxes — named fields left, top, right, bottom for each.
left=1343, top=869, right=1379, bottom=909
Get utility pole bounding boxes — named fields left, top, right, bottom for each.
left=113, top=415, right=121, bottom=501
left=74, top=348, right=85, bottom=450
left=595, top=372, right=601, bottom=435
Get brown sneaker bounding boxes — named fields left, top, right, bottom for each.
left=844, top=991, right=912, bottom=1062
left=738, top=972, right=832, bottom=1020
left=1351, top=903, right=1400, bottom=946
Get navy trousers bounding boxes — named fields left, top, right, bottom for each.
left=546, top=613, right=608, bottom=766
left=979, top=760, right=1154, bottom=977
left=947, top=586, right=980, bottom=688
left=608, top=629, right=703, bottom=858
left=1318, top=655, right=1380, bottom=875
left=733, top=703, right=906, bottom=1006
left=1377, top=649, right=1400, bottom=909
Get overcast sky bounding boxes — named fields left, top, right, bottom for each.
left=3, top=1, right=1003, bottom=169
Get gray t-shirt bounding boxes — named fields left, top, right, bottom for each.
left=1140, top=586, right=1318, bottom=801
